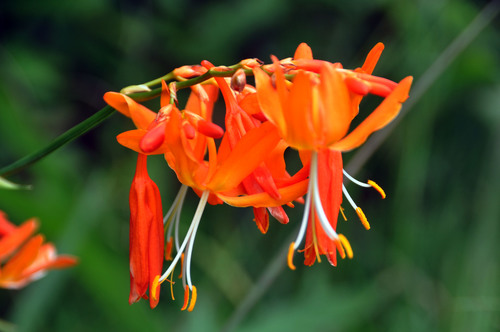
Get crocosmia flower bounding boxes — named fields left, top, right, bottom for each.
left=105, top=43, right=412, bottom=309
left=0, top=211, right=77, bottom=289
left=253, top=43, right=413, bottom=267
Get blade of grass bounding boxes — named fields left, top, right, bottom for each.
left=345, top=0, right=500, bottom=175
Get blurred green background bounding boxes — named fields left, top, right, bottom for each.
left=0, top=0, right=499, bottom=331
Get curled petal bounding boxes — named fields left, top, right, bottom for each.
left=219, top=178, right=309, bottom=208
left=104, top=92, right=156, bottom=130
left=360, top=42, right=384, bottom=74
left=206, top=122, right=281, bottom=192
left=331, top=76, right=413, bottom=152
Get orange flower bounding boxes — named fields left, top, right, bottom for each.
left=128, top=153, right=164, bottom=308
left=253, top=43, right=412, bottom=267
left=0, top=211, right=77, bottom=289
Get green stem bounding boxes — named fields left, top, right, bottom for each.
left=142, top=71, right=176, bottom=88
left=0, top=106, right=116, bottom=177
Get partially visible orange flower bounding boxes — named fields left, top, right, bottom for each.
left=0, top=211, right=77, bottom=289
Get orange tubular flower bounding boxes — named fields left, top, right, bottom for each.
left=0, top=211, right=77, bottom=289
left=128, top=153, right=164, bottom=309
left=253, top=43, right=412, bottom=267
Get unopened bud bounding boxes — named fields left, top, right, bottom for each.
left=240, top=58, right=263, bottom=69
left=120, top=84, right=151, bottom=95
left=169, top=82, right=178, bottom=104
left=230, top=69, right=246, bottom=93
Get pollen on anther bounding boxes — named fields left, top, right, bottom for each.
left=356, top=207, right=370, bottom=230
left=367, top=180, right=386, bottom=199
left=287, top=242, right=296, bottom=270
left=151, top=275, right=161, bottom=302
left=188, top=286, right=197, bottom=312
left=334, top=239, right=346, bottom=259
left=338, top=234, right=353, bottom=259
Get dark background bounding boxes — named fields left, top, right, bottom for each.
left=0, top=0, right=499, bottom=331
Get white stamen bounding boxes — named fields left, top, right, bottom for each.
left=342, top=184, right=358, bottom=211
left=158, top=190, right=209, bottom=284
left=343, top=169, right=371, bottom=187
left=164, top=185, right=188, bottom=252
left=184, top=200, right=204, bottom=289
left=174, top=188, right=187, bottom=251
left=292, top=170, right=314, bottom=250
left=163, top=185, right=188, bottom=225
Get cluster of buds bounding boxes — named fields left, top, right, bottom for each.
left=104, top=43, right=413, bottom=309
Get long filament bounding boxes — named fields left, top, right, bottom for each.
left=158, top=191, right=209, bottom=283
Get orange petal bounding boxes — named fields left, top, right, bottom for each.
left=0, top=211, right=16, bottom=236
left=103, top=92, right=156, bottom=130
left=294, top=43, right=313, bottom=60
left=206, top=121, right=281, bottom=192
left=361, top=42, right=384, bottom=74
left=0, top=218, right=38, bottom=262
left=219, top=178, right=309, bottom=208
left=253, top=67, right=286, bottom=136
left=1, top=234, right=44, bottom=280
left=286, top=71, right=316, bottom=149
left=319, top=63, right=352, bottom=146
left=117, top=130, right=168, bottom=155
left=17, top=243, right=77, bottom=280
left=117, top=130, right=146, bottom=154
left=331, top=76, right=413, bottom=151
left=160, top=80, right=170, bottom=108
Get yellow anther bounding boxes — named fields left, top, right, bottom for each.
left=368, top=180, right=386, bottom=199
left=286, top=202, right=295, bottom=208
left=151, top=275, right=161, bottom=302
left=340, top=206, right=348, bottom=221
left=188, top=286, right=197, bottom=312
left=181, top=287, right=189, bottom=311
left=356, top=207, right=371, bottom=230
left=334, top=239, right=346, bottom=259
left=287, top=242, right=296, bottom=270
left=338, top=234, right=353, bottom=259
